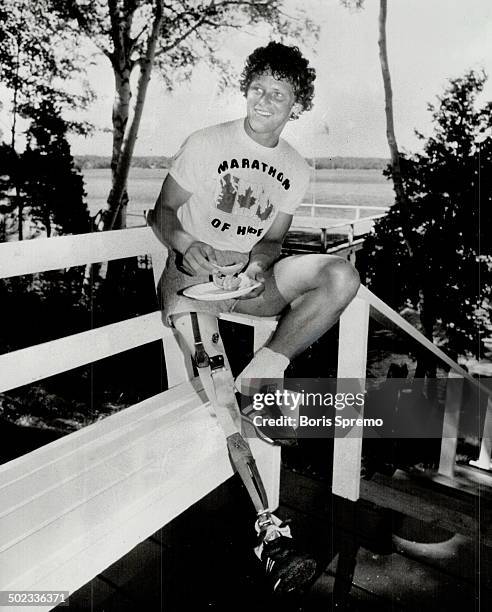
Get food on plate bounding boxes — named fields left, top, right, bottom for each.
left=212, top=260, right=247, bottom=290
left=212, top=271, right=255, bottom=292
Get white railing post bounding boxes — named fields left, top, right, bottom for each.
left=348, top=224, right=355, bottom=246
left=348, top=223, right=356, bottom=264
left=470, top=396, right=492, bottom=471
left=310, top=159, right=316, bottom=218
left=321, top=228, right=328, bottom=251
left=150, top=248, right=194, bottom=387
left=438, top=371, right=464, bottom=478
left=332, top=295, right=370, bottom=501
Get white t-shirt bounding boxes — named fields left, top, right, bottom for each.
left=168, top=118, right=310, bottom=253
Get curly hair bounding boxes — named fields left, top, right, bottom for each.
left=240, top=42, right=316, bottom=119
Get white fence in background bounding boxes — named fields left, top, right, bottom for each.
left=298, top=201, right=390, bottom=219
left=121, top=203, right=390, bottom=251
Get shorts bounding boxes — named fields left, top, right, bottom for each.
left=158, top=249, right=250, bottom=327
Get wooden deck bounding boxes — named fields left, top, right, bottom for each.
left=64, top=464, right=491, bottom=611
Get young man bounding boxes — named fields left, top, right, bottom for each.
left=150, top=42, right=360, bottom=594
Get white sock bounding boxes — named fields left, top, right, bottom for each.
left=235, top=347, right=290, bottom=395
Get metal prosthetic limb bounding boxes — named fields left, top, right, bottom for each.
left=189, top=312, right=273, bottom=524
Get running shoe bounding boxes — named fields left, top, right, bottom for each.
left=254, top=515, right=317, bottom=595
left=239, top=390, right=300, bottom=446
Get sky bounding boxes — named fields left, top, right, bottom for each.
left=5, top=0, right=492, bottom=159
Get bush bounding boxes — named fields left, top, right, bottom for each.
left=363, top=70, right=492, bottom=357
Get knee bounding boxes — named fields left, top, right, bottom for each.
left=317, top=256, right=360, bottom=305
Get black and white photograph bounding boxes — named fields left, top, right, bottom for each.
left=0, top=1, right=491, bottom=610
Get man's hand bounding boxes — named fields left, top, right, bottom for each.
left=181, top=241, right=218, bottom=276
left=237, top=261, right=266, bottom=299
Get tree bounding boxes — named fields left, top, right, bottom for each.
left=54, top=0, right=318, bottom=230
left=364, top=71, right=492, bottom=358
left=0, top=0, right=93, bottom=239
left=341, top=0, right=414, bottom=255
left=0, top=101, right=90, bottom=239
left=377, top=0, right=410, bottom=243
left=376, top=0, right=403, bottom=206
left=0, top=143, right=20, bottom=240
left=21, top=100, right=90, bottom=237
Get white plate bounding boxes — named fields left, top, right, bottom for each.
left=182, top=280, right=261, bottom=301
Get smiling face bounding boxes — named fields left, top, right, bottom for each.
left=244, top=72, right=301, bottom=147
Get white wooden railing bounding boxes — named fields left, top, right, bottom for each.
left=0, top=227, right=280, bottom=609
left=292, top=203, right=389, bottom=256
left=298, top=202, right=390, bottom=220
left=335, top=286, right=492, bottom=500
left=133, top=203, right=389, bottom=253
left=0, top=226, right=490, bottom=607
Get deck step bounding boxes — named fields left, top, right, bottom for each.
left=328, top=545, right=484, bottom=610
left=360, top=470, right=492, bottom=546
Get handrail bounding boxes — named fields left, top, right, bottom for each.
left=0, top=311, right=169, bottom=393
left=357, top=285, right=492, bottom=398
left=0, top=227, right=162, bottom=279
left=293, top=213, right=386, bottom=231
left=0, top=218, right=384, bottom=281
left=299, top=203, right=390, bottom=211
left=299, top=201, right=390, bottom=222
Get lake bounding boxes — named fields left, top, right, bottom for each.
left=82, top=168, right=394, bottom=227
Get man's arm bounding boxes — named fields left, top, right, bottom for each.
left=241, top=211, right=293, bottom=297
left=148, top=174, right=195, bottom=254
left=148, top=174, right=217, bottom=275
left=248, top=211, right=292, bottom=271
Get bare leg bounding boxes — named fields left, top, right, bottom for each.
left=235, top=254, right=360, bottom=359
left=268, top=257, right=360, bottom=359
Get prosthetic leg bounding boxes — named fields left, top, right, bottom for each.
left=172, top=312, right=318, bottom=594
left=176, top=312, right=275, bottom=528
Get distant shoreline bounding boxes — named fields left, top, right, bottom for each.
left=75, top=155, right=389, bottom=171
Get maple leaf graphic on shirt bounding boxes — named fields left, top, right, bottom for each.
left=216, top=174, right=239, bottom=213
left=256, top=199, right=274, bottom=221
left=237, top=185, right=257, bottom=210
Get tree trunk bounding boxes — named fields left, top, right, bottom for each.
left=102, top=65, right=132, bottom=230
left=378, top=0, right=413, bottom=256
left=103, top=3, right=164, bottom=231
left=45, top=211, right=52, bottom=238
left=17, top=195, right=23, bottom=241
left=111, top=69, right=132, bottom=176
left=378, top=0, right=435, bottom=378
left=378, top=0, right=404, bottom=203
left=11, top=34, right=23, bottom=241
